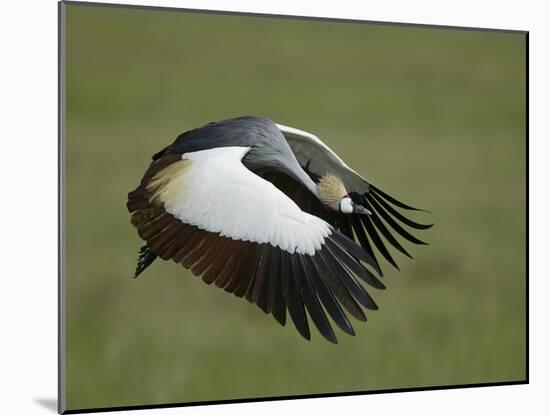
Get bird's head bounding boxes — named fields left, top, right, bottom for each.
left=317, top=174, right=371, bottom=215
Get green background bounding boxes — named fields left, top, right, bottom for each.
left=63, top=3, right=526, bottom=411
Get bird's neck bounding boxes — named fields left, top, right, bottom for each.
left=283, top=162, right=320, bottom=199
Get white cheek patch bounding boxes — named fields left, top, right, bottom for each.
left=339, top=197, right=353, bottom=214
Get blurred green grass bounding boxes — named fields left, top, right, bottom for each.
left=63, top=3, right=526, bottom=411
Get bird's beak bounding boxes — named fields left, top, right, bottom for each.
left=352, top=203, right=371, bottom=215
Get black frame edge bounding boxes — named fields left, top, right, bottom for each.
left=58, top=1, right=67, bottom=414
left=525, top=31, right=529, bottom=384
left=63, top=380, right=528, bottom=414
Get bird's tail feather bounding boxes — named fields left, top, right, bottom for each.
left=134, top=245, right=157, bottom=278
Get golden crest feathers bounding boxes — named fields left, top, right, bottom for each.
left=318, top=174, right=347, bottom=205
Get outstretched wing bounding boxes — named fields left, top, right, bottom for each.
left=277, top=123, right=432, bottom=273
left=127, top=145, right=385, bottom=343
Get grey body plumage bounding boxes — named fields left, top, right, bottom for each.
left=166, top=116, right=319, bottom=197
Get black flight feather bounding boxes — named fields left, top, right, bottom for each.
left=134, top=245, right=157, bottom=278
left=288, top=255, right=311, bottom=341
left=325, top=237, right=385, bottom=290
left=305, top=255, right=355, bottom=336
left=370, top=185, right=429, bottom=212
left=369, top=192, right=433, bottom=230
left=365, top=196, right=429, bottom=246
left=363, top=198, right=413, bottom=259
left=320, top=246, right=378, bottom=310
left=297, top=255, right=338, bottom=344
left=359, top=214, right=399, bottom=270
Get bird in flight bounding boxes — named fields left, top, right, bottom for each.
left=127, top=116, right=431, bottom=343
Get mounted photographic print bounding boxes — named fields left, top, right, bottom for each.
left=58, top=1, right=528, bottom=413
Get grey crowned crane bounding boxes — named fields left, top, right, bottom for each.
left=127, top=116, right=431, bottom=344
